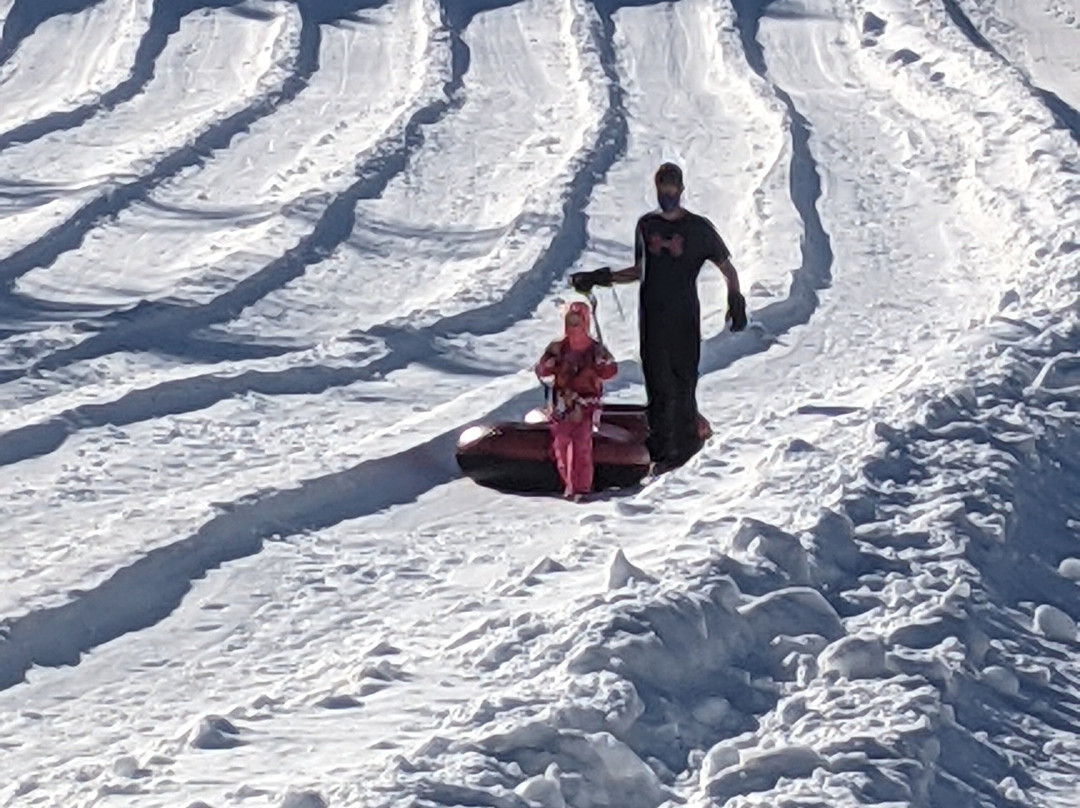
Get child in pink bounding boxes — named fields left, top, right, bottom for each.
left=535, top=301, right=617, bottom=498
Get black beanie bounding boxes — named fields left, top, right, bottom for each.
left=654, top=162, right=684, bottom=188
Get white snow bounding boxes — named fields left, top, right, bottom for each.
left=1058, top=557, right=1080, bottom=581
left=0, top=0, right=152, bottom=132
left=5, top=2, right=300, bottom=303
left=1, top=0, right=1079, bottom=806
left=1033, top=603, right=1077, bottom=642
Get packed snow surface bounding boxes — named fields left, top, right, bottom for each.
left=0, top=0, right=1078, bottom=807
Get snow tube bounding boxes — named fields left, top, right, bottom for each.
left=455, top=403, right=711, bottom=493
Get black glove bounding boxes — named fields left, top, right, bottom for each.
left=727, top=290, right=748, bottom=332
left=570, top=267, right=613, bottom=294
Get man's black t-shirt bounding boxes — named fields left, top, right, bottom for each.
left=634, top=210, right=729, bottom=338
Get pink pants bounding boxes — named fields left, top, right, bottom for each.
left=550, top=411, right=595, bottom=497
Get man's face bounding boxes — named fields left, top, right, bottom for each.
left=657, top=181, right=681, bottom=198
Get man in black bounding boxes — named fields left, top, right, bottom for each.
left=572, top=163, right=747, bottom=472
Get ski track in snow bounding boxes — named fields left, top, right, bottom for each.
left=1, top=0, right=441, bottom=364
left=1, top=0, right=1079, bottom=806
left=0, top=0, right=151, bottom=142
left=941, top=0, right=1080, bottom=142
left=0, top=0, right=607, bottom=672
left=0, top=1, right=606, bottom=463
left=0, top=1, right=302, bottom=298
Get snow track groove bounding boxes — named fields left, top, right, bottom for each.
left=941, top=0, right=1080, bottom=143
left=0, top=2, right=262, bottom=153
left=0, top=0, right=611, bottom=677
left=0, top=2, right=301, bottom=291
left=0, top=0, right=606, bottom=456
left=0, top=428, right=460, bottom=691
left=0, top=0, right=605, bottom=386
left=0, top=0, right=150, bottom=146
left=0, top=7, right=445, bottom=374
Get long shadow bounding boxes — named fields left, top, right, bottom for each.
left=7, top=0, right=622, bottom=368
left=0, top=372, right=549, bottom=692
left=0, top=428, right=461, bottom=691
left=0, top=0, right=390, bottom=294
left=941, top=0, right=1080, bottom=144
left=0, top=332, right=433, bottom=467
left=390, top=0, right=633, bottom=340
left=0, top=0, right=629, bottom=461
left=0, top=0, right=101, bottom=65
left=0, top=0, right=250, bottom=151
left=0, top=1, right=464, bottom=376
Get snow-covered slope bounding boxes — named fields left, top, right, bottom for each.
left=0, top=0, right=1077, bottom=806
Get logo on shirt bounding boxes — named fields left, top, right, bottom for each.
left=647, top=232, right=684, bottom=257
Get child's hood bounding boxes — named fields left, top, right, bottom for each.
left=564, top=301, right=592, bottom=350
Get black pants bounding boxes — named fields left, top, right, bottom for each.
left=640, top=317, right=701, bottom=465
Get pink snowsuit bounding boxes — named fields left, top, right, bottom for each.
left=535, top=302, right=617, bottom=497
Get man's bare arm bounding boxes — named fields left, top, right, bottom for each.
left=712, top=257, right=740, bottom=294
left=712, top=257, right=748, bottom=331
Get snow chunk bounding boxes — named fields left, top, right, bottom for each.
left=514, top=763, right=566, bottom=808
left=559, top=732, right=668, bottom=808
left=818, top=633, right=890, bottom=680
left=739, top=587, right=844, bottom=644
left=281, top=791, right=327, bottom=808
left=112, top=755, right=148, bottom=778
left=493, top=731, right=668, bottom=808
left=981, top=665, right=1020, bottom=697
left=555, top=672, right=644, bottom=736
left=732, top=519, right=809, bottom=584
left=1034, top=604, right=1077, bottom=642
left=691, top=696, right=733, bottom=726
left=806, top=509, right=862, bottom=579
left=1058, top=558, right=1080, bottom=581
left=607, top=549, right=656, bottom=590
left=316, top=694, right=362, bottom=710
left=530, top=556, right=567, bottom=577
left=190, top=715, right=243, bottom=750
left=585, top=589, right=754, bottom=695
left=699, top=732, right=758, bottom=783
left=998, top=776, right=1026, bottom=802
left=705, top=745, right=825, bottom=804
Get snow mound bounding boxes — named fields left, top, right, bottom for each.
left=315, top=694, right=362, bottom=710
left=817, top=633, right=890, bottom=681
left=529, top=556, right=567, bottom=577
left=1033, top=604, right=1077, bottom=642
left=980, top=665, right=1020, bottom=697
left=1058, top=557, right=1080, bottom=581
left=606, top=549, right=656, bottom=590
left=281, top=790, right=327, bottom=808
left=704, top=744, right=825, bottom=804
left=111, top=755, right=148, bottom=778
left=190, top=715, right=244, bottom=750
